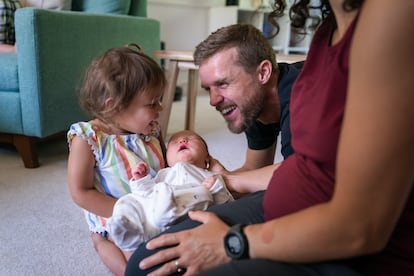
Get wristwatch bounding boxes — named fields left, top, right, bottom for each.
left=224, top=224, right=249, bottom=260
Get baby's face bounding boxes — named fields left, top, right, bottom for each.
left=166, top=130, right=209, bottom=168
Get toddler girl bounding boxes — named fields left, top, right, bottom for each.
left=67, top=44, right=166, bottom=276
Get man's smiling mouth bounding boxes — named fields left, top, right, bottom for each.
left=220, top=105, right=236, bottom=116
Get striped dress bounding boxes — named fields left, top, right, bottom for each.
left=67, top=121, right=166, bottom=234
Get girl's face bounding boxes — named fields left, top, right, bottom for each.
left=166, top=130, right=209, bottom=168
left=112, top=89, right=163, bottom=135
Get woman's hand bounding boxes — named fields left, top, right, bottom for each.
left=139, top=211, right=231, bottom=276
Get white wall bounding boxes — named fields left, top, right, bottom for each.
left=148, top=0, right=238, bottom=50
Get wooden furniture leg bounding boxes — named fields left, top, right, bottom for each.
left=159, top=60, right=179, bottom=137
left=14, top=135, right=39, bottom=168
left=185, top=68, right=199, bottom=131
left=154, top=50, right=201, bottom=138
left=0, top=133, right=39, bottom=168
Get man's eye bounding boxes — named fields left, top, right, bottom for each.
left=218, top=83, right=228, bottom=89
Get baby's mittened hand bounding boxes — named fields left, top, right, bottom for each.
left=202, top=176, right=216, bottom=190
left=131, top=162, right=149, bottom=180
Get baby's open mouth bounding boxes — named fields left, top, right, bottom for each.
left=178, top=144, right=188, bottom=151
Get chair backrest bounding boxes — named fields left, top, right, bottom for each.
left=71, top=0, right=147, bottom=17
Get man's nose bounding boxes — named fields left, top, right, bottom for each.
left=209, top=89, right=223, bottom=106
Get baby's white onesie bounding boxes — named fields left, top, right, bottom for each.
left=108, top=162, right=233, bottom=251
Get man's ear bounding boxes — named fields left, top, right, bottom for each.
left=257, top=60, right=273, bottom=84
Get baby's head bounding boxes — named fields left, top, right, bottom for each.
left=79, top=44, right=166, bottom=127
left=166, top=130, right=210, bottom=169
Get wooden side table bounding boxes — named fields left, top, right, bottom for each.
left=153, top=50, right=199, bottom=137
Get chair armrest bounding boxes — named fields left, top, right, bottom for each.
left=14, top=7, right=160, bottom=137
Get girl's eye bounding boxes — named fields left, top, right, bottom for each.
left=149, top=98, right=162, bottom=108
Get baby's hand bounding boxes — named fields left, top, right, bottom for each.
left=131, top=162, right=149, bottom=180
left=202, top=176, right=216, bottom=190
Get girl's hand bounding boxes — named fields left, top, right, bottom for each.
left=139, top=211, right=231, bottom=276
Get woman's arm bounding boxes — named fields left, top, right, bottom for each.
left=247, top=0, right=414, bottom=261
left=67, top=136, right=117, bottom=218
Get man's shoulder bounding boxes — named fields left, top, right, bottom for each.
left=278, top=62, right=303, bottom=78
left=277, top=62, right=301, bottom=100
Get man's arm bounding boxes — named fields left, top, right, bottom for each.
left=235, top=144, right=276, bottom=172
left=225, top=163, right=280, bottom=193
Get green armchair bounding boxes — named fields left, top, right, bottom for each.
left=0, top=0, right=160, bottom=168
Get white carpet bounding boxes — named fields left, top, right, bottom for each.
left=0, top=95, right=252, bottom=275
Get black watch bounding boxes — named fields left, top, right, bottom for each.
left=224, top=224, right=249, bottom=260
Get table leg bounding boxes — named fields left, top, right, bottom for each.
left=185, top=69, right=199, bottom=131
left=159, top=60, right=179, bottom=138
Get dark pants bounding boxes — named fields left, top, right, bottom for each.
left=199, top=259, right=362, bottom=276
left=125, top=190, right=361, bottom=276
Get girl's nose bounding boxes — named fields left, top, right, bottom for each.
left=156, top=100, right=163, bottom=112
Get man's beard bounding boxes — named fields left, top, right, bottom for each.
left=227, top=90, right=265, bottom=134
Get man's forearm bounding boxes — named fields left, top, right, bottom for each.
left=225, top=163, right=281, bottom=193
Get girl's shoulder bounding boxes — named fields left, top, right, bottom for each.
left=67, top=121, right=100, bottom=143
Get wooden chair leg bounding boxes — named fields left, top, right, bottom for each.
left=13, top=135, right=39, bottom=168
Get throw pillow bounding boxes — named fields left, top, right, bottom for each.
left=71, top=0, right=131, bottom=15
left=21, top=0, right=72, bottom=10
left=0, top=0, right=22, bottom=44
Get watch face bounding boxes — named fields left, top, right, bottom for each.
left=228, top=235, right=242, bottom=254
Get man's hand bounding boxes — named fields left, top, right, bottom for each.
left=208, top=157, right=229, bottom=175
left=139, top=211, right=231, bottom=276
left=201, top=176, right=216, bottom=190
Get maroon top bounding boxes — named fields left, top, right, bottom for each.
left=263, top=16, right=414, bottom=275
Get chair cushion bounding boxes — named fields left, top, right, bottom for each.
left=0, top=53, right=19, bottom=91
left=71, top=0, right=131, bottom=14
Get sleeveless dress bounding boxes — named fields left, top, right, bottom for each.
left=67, top=121, right=165, bottom=233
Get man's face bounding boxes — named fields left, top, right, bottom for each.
left=199, top=48, right=265, bottom=133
